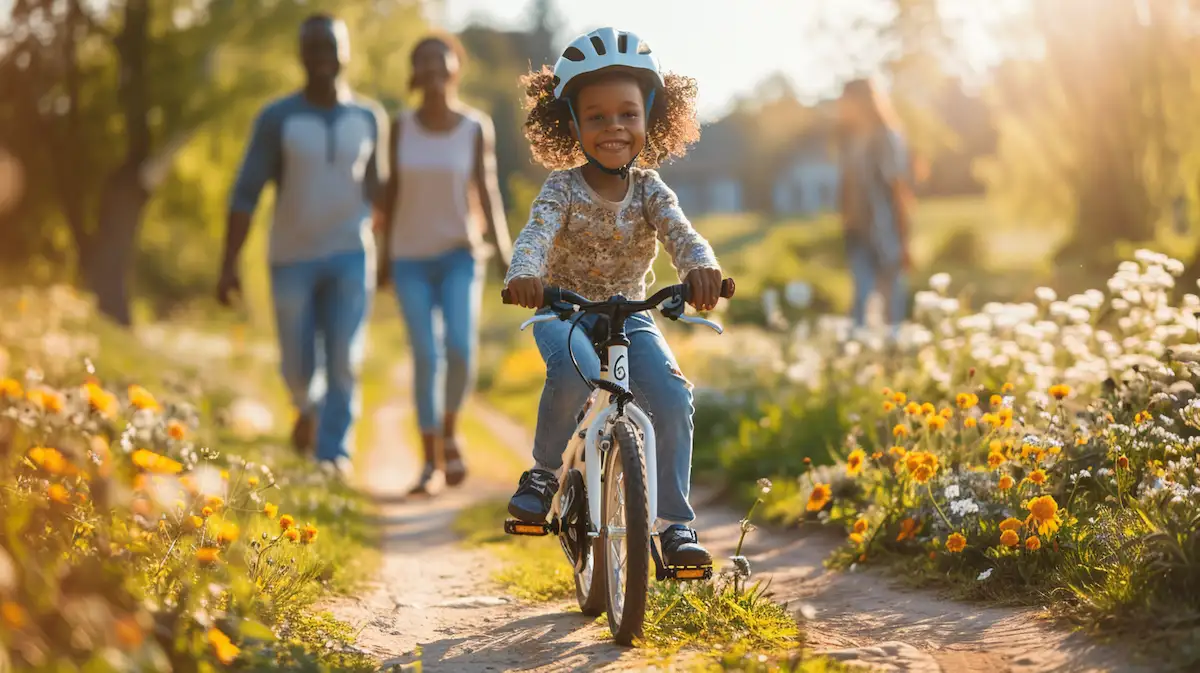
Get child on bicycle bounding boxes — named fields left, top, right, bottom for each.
left=503, top=27, right=723, bottom=568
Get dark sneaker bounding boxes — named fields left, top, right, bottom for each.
left=660, top=524, right=712, bottom=567
left=507, top=469, right=559, bottom=522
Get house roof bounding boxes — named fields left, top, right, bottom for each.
left=658, top=115, right=748, bottom=179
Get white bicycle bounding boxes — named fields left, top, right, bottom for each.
left=501, top=278, right=735, bottom=645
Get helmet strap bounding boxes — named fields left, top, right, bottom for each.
left=567, top=87, right=656, bottom=181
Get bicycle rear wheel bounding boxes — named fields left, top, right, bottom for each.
left=601, top=419, right=650, bottom=646
left=561, top=469, right=606, bottom=616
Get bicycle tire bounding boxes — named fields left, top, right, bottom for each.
left=602, top=419, right=650, bottom=646
left=565, top=469, right=606, bottom=616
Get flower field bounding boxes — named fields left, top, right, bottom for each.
left=692, top=250, right=1200, bottom=664
left=0, top=288, right=376, bottom=672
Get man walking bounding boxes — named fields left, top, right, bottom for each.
left=218, top=13, right=386, bottom=475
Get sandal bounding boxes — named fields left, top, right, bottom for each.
left=444, top=437, right=468, bottom=488
left=408, top=462, right=445, bottom=497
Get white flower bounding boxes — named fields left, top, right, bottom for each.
left=784, top=281, right=813, bottom=309
left=1035, top=287, right=1057, bottom=303
left=944, top=484, right=961, bottom=499
left=929, top=273, right=952, bottom=294
left=977, top=568, right=994, bottom=581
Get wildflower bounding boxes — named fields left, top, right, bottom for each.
left=990, top=394, right=1002, bottom=408
left=944, top=484, right=961, bottom=499
left=128, top=385, right=160, bottom=411
left=853, top=517, right=869, bottom=535
left=1002, top=382, right=1015, bottom=393
left=197, top=547, right=221, bottom=566
left=889, top=446, right=907, bottom=459
left=1134, top=410, right=1152, bottom=425
left=896, top=518, right=918, bottom=542
left=217, top=522, right=240, bottom=546
left=871, top=451, right=883, bottom=460
left=849, top=533, right=864, bottom=544
left=921, top=402, right=936, bottom=416
left=279, top=514, right=296, bottom=531
left=946, top=533, right=967, bottom=553
left=997, top=408, right=1013, bottom=426
left=28, top=388, right=65, bottom=413
left=284, top=528, right=301, bottom=542
left=1048, top=384, right=1071, bottom=401
left=977, top=568, right=993, bottom=581
left=27, top=447, right=69, bottom=475
left=1117, top=455, right=1130, bottom=470
left=301, top=524, right=319, bottom=544
left=0, top=378, right=23, bottom=399
left=1025, top=495, right=1063, bottom=536
left=956, top=392, right=979, bottom=409
left=47, top=483, right=70, bottom=504
left=131, top=449, right=183, bottom=475
left=846, top=449, right=866, bottom=477
left=999, top=517, right=1023, bottom=532
left=1, top=601, right=28, bottom=630
left=1025, top=536, right=1041, bottom=551
left=205, top=495, right=224, bottom=511
left=806, top=484, right=832, bottom=512
left=998, top=475, right=1015, bottom=490
left=190, top=515, right=204, bottom=529
left=166, top=420, right=187, bottom=440
left=926, top=414, right=947, bottom=431
left=83, top=382, right=118, bottom=417
left=904, top=402, right=921, bottom=415
left=207, top=627, right=240, bottom=665
left=1025, top=469, right=1048, bottom=486
left=987, top=452, right=1006, bottom=470
left=883, top=401, right=895, bottom=412
left=964, top=417, right=977, bottom=429
left=247, top=476, right=260, bottom=488
left=893, top=424, right=909, bottom=438
left=882, top=387, right=893, bottom=397
left=981, top=413, right=1000, bottom=429
left=1000, top=529, right=1020, bottom=547
left=263, top=502, right=278, bottom=518
left=892, top=392, right=907, bottom=405
left=201, top=507, right=214, bottom=519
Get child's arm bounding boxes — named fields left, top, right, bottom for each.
left=504, top=170, right=573, bottom=286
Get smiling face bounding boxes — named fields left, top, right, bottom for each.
left=300, top=18, right=350, bottom=87
left=570, top=75, right=647, bottom=170
left=411, top=39, right=460, bottom=94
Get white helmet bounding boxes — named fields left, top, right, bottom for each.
left=551, top=27, right=662, bottom=100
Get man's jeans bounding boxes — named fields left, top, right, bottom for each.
left=270, top=249, right=373, bottom=462
left=531, top=312, right=698, bottom=523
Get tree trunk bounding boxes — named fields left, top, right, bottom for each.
left=82, top=161, right=147, bottom=326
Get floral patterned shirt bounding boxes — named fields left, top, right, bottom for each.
left=504, top=167, right=720, bottom=301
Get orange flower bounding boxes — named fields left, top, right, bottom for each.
left=28, top=388, right=65, bottom=413
left=1001, top=382, right=1014, bottom=393
left=205, top=495, right=224, bottom=511
left=1048, top=384, right=1071, bottom=401
left=0, top=378, right=23, bottom=399
left=1117, top=455, right=1130, bottom=470
left=964, top=417, right=978, bottom=429
left=263, top=502, right=278, bottom=519
left=939, top=407, right=954, bottom=420
left=1000, top=530, right=1019, bottom=547
left=904, top=402, right=921, bottom=416
left=806, top=484, right=832, bottom=512
left=301, top=524, right=319, bottom=544
left=980, top=413, right=1000, bottom=428
left=998, top=475, right=1015, bottom=490
left=47, top=483, right=70, bottom=504
left=1, top=601, right=28, bottom=629
left=27, top=447, right=69, bottom=475
left=956, top=392, right=979, bottom=409
left=216, top=521, right=240, bottom=546
left=197, top=547, right=221, bottom=566
left=987, top=452, right=1006, bottom=470
left=131, top=449, right=183, bottom=475
left=201, top=507, right=214, bottom=519
left=1134, top=410, right=1152, bottom=425
left=82, top=382, right=118, bottom=417
left=279, top=514, right=296, bottom=530
left=852, top=517, right=869, bottom=535
left=207, top=627, right=240, bottom=665
left=892, top=392, right=907, bottom=405
left=926, top=414, right=947, bottom=431
left=849, top=533, right=864, bottom=544
left=114, top=615, right=146, bottom=650
left=1025, top=469, right=1048, bottom=486
left=284, top=528, right=301, bottom=542
left=888, top=446, right=907, bottom=459
left=883, top=400, right=895, bottom=412
left=912, top=464, right=935, bottom=483
left=128, top=385, right=160, bottom=411
left=1025, top=535, right=1041, bottom=551
left=871, top=451, right=883, bottom=460
left=945, top=533, right=967, bottom=553
left=166, top=420, right=187, bottom=440
left=1025, top=495, right=1063, bottom=536
left=997, top=408, right=1013, bottom=426
left=999, top=517, right=1023, bottom=532
left=920, top=402, right=936, bottom=416
left=896, top=518, right=918, bottom=542
left=845, top=449, right=866, bottom=477
left=893, top=424, right=909, bottom=438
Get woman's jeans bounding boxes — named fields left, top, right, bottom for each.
left=531, top=312, right=697, bottom=523
left=270, top=249, right=373, bottom=462
left=848, top=242, right=908, bottom=330
left=391, top=247, right=481, bottom=434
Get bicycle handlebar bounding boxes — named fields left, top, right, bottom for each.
left=501, top=278, right=736, bottom=310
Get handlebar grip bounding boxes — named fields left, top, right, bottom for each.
left=720, top=278, right=736, bottom=299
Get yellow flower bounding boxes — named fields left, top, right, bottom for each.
left=997, top=408, right=1013, bottom=426
left=998, top=475, right=1015, bottom=490
left=1001, top=382, right=1014, bottom=393
left=871, top=451, right=883, bottom=460
left=888, top=446, right=907, bottom=459
left=904, top=402, right=921, bottom=416
left=1, top=601, right=28, bottom=630
left=201, top=507, right=214, bottom=519
left=981, top=413, right=999, bottom=428
left=27, top=447, right=69, bottom=475
left=999, top=517, right=1023, bottom=532
left=892, top=392, right=907, bottom=405
left=806, top=484, right=832, bottom=512
left=1048, top=384, right=1071, bottom=401
left=301, top=524, right=319, bottom=544
left=247, top=476, right=260, bottom=488
left=47, top=483, right=70, bottom=504
left=207, top=627, right=240, bottom=665
left=205, top=495, right=224, bottom=511
left=964, top=417, right=977, bottom=429
left=128, top=385, right=160, bottom=411
left=263, top=502, right=278, bottom=518
left=939, top=407, right=953, bottom=420
left=1134, top=410, right=1152, bottom=425
left=284, top=528, right=301, bottom=542
left=926, top=414, right=947, bottom=431
left=912, top=464, right=935, bottom=483
left=217, top=521, right=240, bottom=546
left=849, top=532, right=864, bottom=544
left=987, top=452, right=1006, bottom=470
left=846, top=449, right=866, bottom=477
left=883, top=400, right=895, bottom=412
left=189, top=515, right=204, bottom=529
left=1025, top=495, right=1062, bottom=536
left=920, top=402, right=936, bottom=416
left=945, top=532, right=967, bottom=553
left=279, top=514, right=296, bottom=531
left=1048, top=444, right=1062, bottom=455
left=197, top=547, right=221, bottom=566
left=1000, top=529, right=1019, bottom=547
left=956, top=392, right=979, bottom=409
left=0, top=378, right=23, bottom=399
left=853, top=517, right=869, bottom=535
left=892, top=424, right=909, bottom=438
left=896, top=517, right=918, bottom=542
left=166, top=420, right=187, bottom=441
left=989, top=394, right=1002, bottom=408
left=1025, top=469, right=1048, bottom=486
left=131, top=449, right=183, bottom=475
left=1025, top=535, right=1041, bottom=551
left=83, top=382, right=118, bottom=417
left=28, top=388, right=65, bottom=413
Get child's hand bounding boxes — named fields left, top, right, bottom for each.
left=686, top=268, right=723, bottom=311
left=506, top=276, right=544, bottom=309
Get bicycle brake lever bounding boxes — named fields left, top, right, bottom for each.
left=520, top=314, right=560, bottom=331
left=677, top=315, right=724, bottom=334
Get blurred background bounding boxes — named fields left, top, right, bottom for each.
left=2, top=0, right=1199, bottom=329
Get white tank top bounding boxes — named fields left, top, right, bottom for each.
left=389, top=108, right=483, bottom=260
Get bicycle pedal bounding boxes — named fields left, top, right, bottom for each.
left=504, top=519, right=556, bottom=536
left=662, top=564, right=713, bottom=581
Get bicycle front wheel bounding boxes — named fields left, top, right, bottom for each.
left=601, top=419, right=650, bottom=646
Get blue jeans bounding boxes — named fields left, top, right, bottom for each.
left=532, top=312, right=697, bottom=523
left=391, top=247, right=481, bottom=433
left=271, top=249, right=373, bottom=462
left=848, top=242, right=907, bottom=329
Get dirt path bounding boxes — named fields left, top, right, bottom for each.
left=328, top=366, right=1161, bottom=672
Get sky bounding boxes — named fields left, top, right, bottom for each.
left=438, top=0, right=1026, bottom=121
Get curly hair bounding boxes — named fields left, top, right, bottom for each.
left=519, top=66, right=701, bottom=170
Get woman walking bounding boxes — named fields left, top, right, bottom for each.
left=836, top=77, right=915, bottom=336
left=378, top=34, right=512, bottom=495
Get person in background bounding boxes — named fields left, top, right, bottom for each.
left=377, top=33, right=512, bottom=496
left=836, top=76, right=915, bottom=336
left=219, top=13, right=387, bottom=477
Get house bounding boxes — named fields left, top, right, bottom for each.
left=770, top=127, right=840, bottom=217
left=657, top=116, right=748, bottom=216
